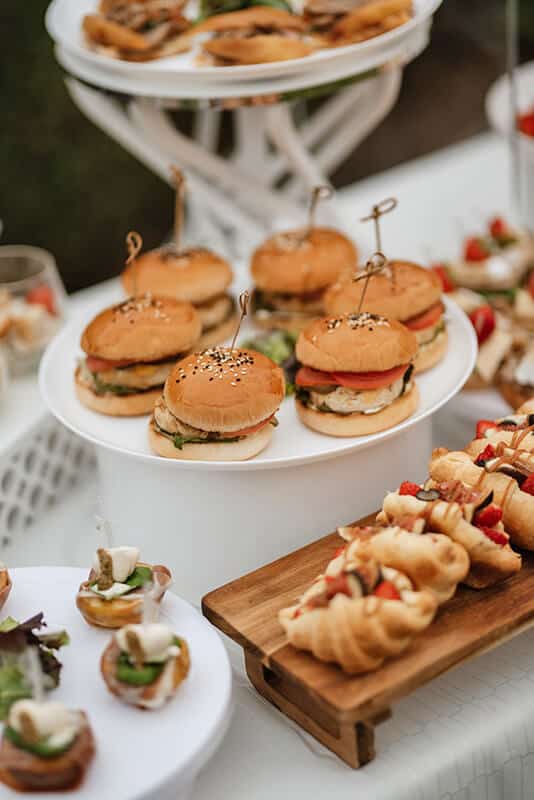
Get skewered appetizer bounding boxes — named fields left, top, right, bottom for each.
left=377, top=480, right=521, bottom=588
left=149, top=347, right=285, bottom=460
left=101, top=623, right=190, bottom=709
left=250, top=226, right=357, bottom=332
left=333, top=523, right=469, bottom=604
left=0, top=614, right=69, bottom=720
left=324, top=260, right=447, bottom=373
left=83, top=0, right=191, bottom=62
left=449, top=217, right=534, bottom=293
left=195, top=7, right=315, bottom=65
left=0, top=700, right=95, bottom=792
left=0, top=564, right=11, bottom=612
left=76, top=547, right=172, bottom=629
left=76, top=294, right=201, bottom=416
left=430, top=446, right=534, bottom=551
left=122, top=249, right=236, bottom=349
left=294, top=312, right=418, bottom=436
left=279, top=549, right=436, bottom=674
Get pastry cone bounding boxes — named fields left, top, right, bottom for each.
left=333, top=525, right=468, bottom=604
left=280, top=584, right=436, bottom=675
left=101, top=638, right=190, bottom=709
left=378, top=491, right=521, bottom=588
left=429, top=448, right=534, bottom=550
left=76, top=563, right=172, bottom=629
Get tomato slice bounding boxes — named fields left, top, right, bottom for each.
left=86, top=356, right=135, bottom=372
left=331, top=364, right=408, bottom=390
left=404, top=302, right=444, bottom=331
left=219, top=414, right=274, bottom=438
left=295, top=366, right=336, bottom=388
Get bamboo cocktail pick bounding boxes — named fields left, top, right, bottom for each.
left=171, top=166, right=186, bottom=252
left=361, top=197, right=397, bottom=282
left=300, top=185, right=333, bottom=244
left=353, top=252, right=388, bottom=314
left=125, top=230, right=143, bottom=298
left=231, top=290, right=250, bottom=351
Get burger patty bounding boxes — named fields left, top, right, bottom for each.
left=298, top=368, right=413, bottom=416
left=253, top=289, right=324, bottom=316
left=154, top=397, right=208, bottom=438
left=196, top=293, right=235, bottom=332
left=80, top=358, right=177, bottom=395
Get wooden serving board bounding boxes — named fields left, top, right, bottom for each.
left=202, top=514, right=534, bottom=768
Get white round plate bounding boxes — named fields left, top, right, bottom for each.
left=40, top=295, right=477, bottom=472
left=55, top=26, right=427, bottom=101
left=45, top=0, right=441, bottom=83
left=2, top=567, right=232, bottom=800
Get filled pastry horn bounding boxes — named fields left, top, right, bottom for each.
left=376, top=480, right=521, bottom=588
left=429, top=446, right=534, bottom=551
left=76, top=546, right=172, bottom=628
left=335, top=522, right=469, bottom=604
left=101, top=622, right=190, bottom=709
left=279, top=549, right=437, bottom=675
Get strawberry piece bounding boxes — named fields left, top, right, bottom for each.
left=332, top=546, right=345, bottom=559
left=399, top=481, right=421, bottom=496
left=464, top=237, right=490, bottom=262
left=476, top=419, right=498, bottom=439
left=479, top=527, right=508, bottom=547
left=521, top=474, right=534, bottom=496
left=474, top=504, right=503, bottom=528
left=489, top=217, right=507, bottom=240
left=431, top=264, right=455, bottom=293
left=474, top=444, right=496, bottom=467
left=469, top=305, right=496, bottom=346
left=26, top=285, right=56, bottom=315
left=373, top=581, right=401, bottom=600
left=518, top=112, right=534, bottom=137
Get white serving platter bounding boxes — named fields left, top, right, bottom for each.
left=1, top=567, right=232, bottom=800
left=45, top=0, right=442, bottom=84
left=40, top=295, right=476, bottom=473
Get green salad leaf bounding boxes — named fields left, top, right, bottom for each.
left=125, top=566, right=153, bottom=590
left=4, top=725, right=75, bottom=758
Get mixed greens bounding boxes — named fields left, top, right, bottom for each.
left=241, top=330, right=298, bottom=394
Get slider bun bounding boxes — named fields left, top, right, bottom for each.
left=121, top=249, right=233, bottom=305
left=194, top=6, right=306, bottom=33
left=413, top=328, right=448, bottom=374
left=324, top=261, right=442, bottom=321
left=163, top=348, right=285, bottom=432
left=251, top=228, right=357, bottom=294
left=81, top=296, right=201, bottom=361
left=296, top=384, right=419, bottom=437
left=296, top=314, right=417, bottom=372
left=149, top=418, right=274, bottom=461
left=75, top=367, right=161, bottom=417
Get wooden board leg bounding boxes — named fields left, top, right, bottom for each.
left=244, top=651, right=383, bottom=768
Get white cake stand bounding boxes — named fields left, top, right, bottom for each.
left=3, top=567, right=233, bottom=800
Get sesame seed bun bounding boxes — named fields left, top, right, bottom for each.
left=251, top=228, right=357, bottom=294
left=80, top=295, right=201, bottom=362
left=163, top=348, right=285, bottom=432
left=413, top=328, right=448, bottom=374
left=75, top=367, right=161, bottom=416
left=148, top=417, right=274, bottom=461
left=324, top=261, right=442, bottom=322
left=296, top=383, right=419, bottom=437
left=296, top=313, right=417, bottom=373
left=121, top=248, right=233, bottom=305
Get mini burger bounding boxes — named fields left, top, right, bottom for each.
left=121, top=247, right=236, bottom=348
left=149, top=348, right=285, bottom=460
left=195, top=7, right=314, bottom=66
left=295, top=312, right=418, bottom=436
left=324, top=260, right=446, bottom=373
left=250, top=228, right=357, bottom=332
left=76, top=294, right=201, bottom=416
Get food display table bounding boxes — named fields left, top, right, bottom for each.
left=4, top=130, right=531, bottom=800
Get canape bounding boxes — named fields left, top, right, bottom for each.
left=101, top=623, right=190, bottom=709
left=76, top=295, right=201, bottom=416
left=0, top=700, right=95, bottom=792
left=149, top=348, right=285, bottom=460
left=76, top=547, right=172, bottom=629
left=294, top=312, right=418, bottom=436
left=250, top=227, right=357, bottom=332
left=324, top=260, right=447, bottom=373
left=121, top=248, right=237, bottom=349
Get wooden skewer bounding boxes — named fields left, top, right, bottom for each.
left=126, top=230, right=143, bottom=298
left=353, top=252, right=388, bottom=314
left=360, top=197, right=397, bottom=282
left=171, top=166, right=186, bottom=252
left=298, top=185, right=333, bottom=245
left=25, top=646, right=45, bottom=706
left=231, top=290, right=250, bottom=352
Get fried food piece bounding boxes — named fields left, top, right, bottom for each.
left=331, top=0, right=411, bottom=38
left=203, top=34, right=313, bottom=64
left=194, top=7, right=306, bottom=34
left=83, top=13, right=155, bottom=51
